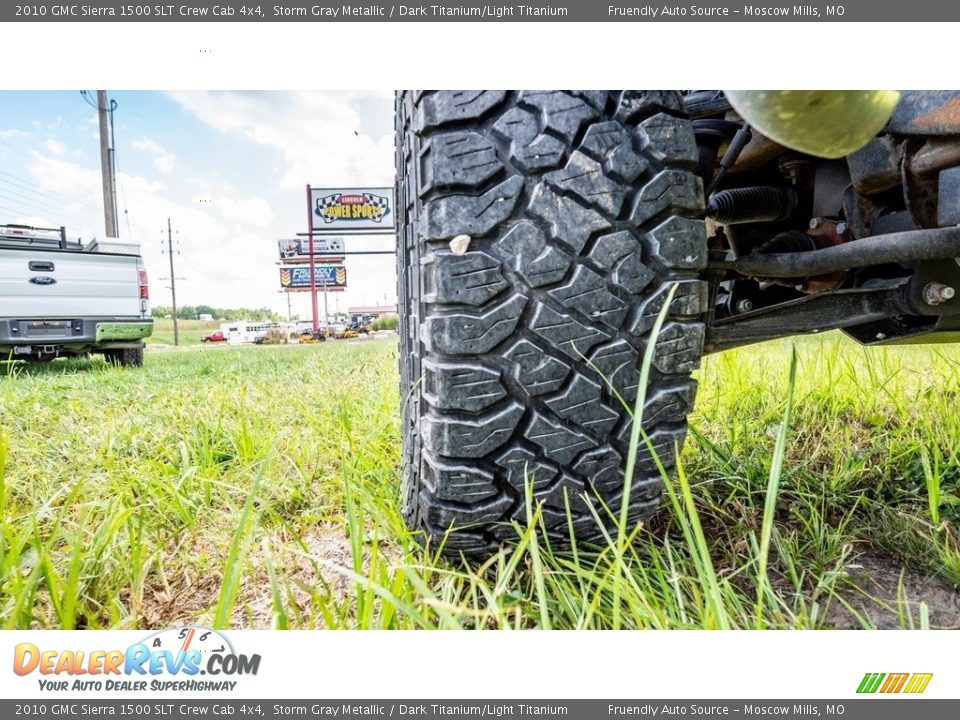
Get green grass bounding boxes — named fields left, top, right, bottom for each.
left=146, top=319, right=221, bottom=346
left=0, top=333, right=957, bottom=630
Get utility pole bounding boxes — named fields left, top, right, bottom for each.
left=97, top=90, right=119, bottom=238
left=166, top=218, right=179, bottom=346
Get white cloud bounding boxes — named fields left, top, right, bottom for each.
left=161, top=91, right=400, bottom=314
left=169, top=91, right=394, bottom=191
left=24, top=149, right=280, bottom=309
left=44, top=139, right=66, bottom=156
left=154, top=155, right=175, bottom=175
left=3, top=213, right=57, bottom=228
left=132, top=138, right=176, bottom=175
left=28, top=150, right=163, bottom=198
left=214, top=196, right=273, bottom=228
left=0, top=128, right=28, bottom=139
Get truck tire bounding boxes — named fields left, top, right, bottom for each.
left=396, top=91, right=707, bottom=557
left=104, top=347, right=144, bottom=367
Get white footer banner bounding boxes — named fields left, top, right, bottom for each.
left=0, top=629, right=953, bottom=700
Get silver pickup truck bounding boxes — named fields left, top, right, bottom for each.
left=0, top=224, right=153, bottom=366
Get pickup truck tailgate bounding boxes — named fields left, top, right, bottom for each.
left=0, top=248, right=144, bottom=318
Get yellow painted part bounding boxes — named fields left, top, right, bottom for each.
left=725, top=90, right=902, bottom=159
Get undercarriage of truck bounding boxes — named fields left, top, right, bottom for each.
left=696, top=90, right=960, bottom=353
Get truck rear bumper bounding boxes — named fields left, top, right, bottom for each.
left=0, top=317, right=153, bottom=350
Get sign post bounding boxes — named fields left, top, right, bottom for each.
left=305, top=184, right=319, bottom=330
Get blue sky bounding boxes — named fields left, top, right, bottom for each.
left=0, top=91, right=396, bottom=318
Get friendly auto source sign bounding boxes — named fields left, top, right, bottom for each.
left=311, top=186, right=395, bottom=231
left=279, top=265, right=347, bottom=289
left=277, top=238, right=344, bottom=259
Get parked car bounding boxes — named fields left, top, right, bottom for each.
left=201, top=330, right=226, bottom=343
left=0, top=224, right=152, bottom=366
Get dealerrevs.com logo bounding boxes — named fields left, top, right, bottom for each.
left=13, top=627, right=260, bottom=692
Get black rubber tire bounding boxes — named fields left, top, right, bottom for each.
left=396, top=91, right=708, bottom=557
left=103, top=347, right=144, bottom=367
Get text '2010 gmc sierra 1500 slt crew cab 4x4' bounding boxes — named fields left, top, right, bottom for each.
left=0, top=224, right=153, bottom=366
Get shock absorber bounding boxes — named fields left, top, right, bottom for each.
left=707, top=186, right=799, bottom=225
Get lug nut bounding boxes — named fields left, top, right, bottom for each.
left=923, top=282, right=957, bottom=306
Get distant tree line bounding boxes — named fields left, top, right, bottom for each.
left=151, top=305, right=284, bottom=321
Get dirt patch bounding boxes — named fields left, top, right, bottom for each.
left=134, top=524, right=379, bottom=629
left=236, top=523, right=367, bottom=629
left=826, top=551, right=960, bottom=629
left=135, top=529, right=960, bottom=630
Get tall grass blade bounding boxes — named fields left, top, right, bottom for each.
left=756, top=347, right=798, bottom=623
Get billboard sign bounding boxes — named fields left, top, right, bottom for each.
left=310, top=186, right=395, bottom=232
left=278, top=238, right=345, bottom=259
left=279, top=265, right=347, bottom=289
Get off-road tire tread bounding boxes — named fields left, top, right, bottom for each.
left=396, top=91, right=706, bottom=556
left=104, top=347, right=144, bottom=367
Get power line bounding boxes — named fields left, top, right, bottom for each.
left=0, top=192, right=103, bottom=240
left=0, top=168, right=96, bottom=211
left=0, top=136, right=36, bottom=160
left=0, top=179, right=65, bottom=210
left=0, top=188, right=105, bottom=234
left=0, top=188, right=67, bottom=217
left=0, top=163, right=105, bottom=232
left=0, top=202, right=32, bottom=217
left=0, top=205, right=56, bottom=226
left=80, top=90, right=107, bottom=112
left=110, top=126, right=134, bottom=239
left=118, top=181, right=133, bottom=239
left=0, top=187, right=100, bottom=227
left=0, top=169, right=64, bottom=200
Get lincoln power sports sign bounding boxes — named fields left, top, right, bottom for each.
left=310, top=186, right=395, bottom=231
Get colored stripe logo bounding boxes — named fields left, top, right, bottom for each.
left=857, top=672, right=933, bottom=694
